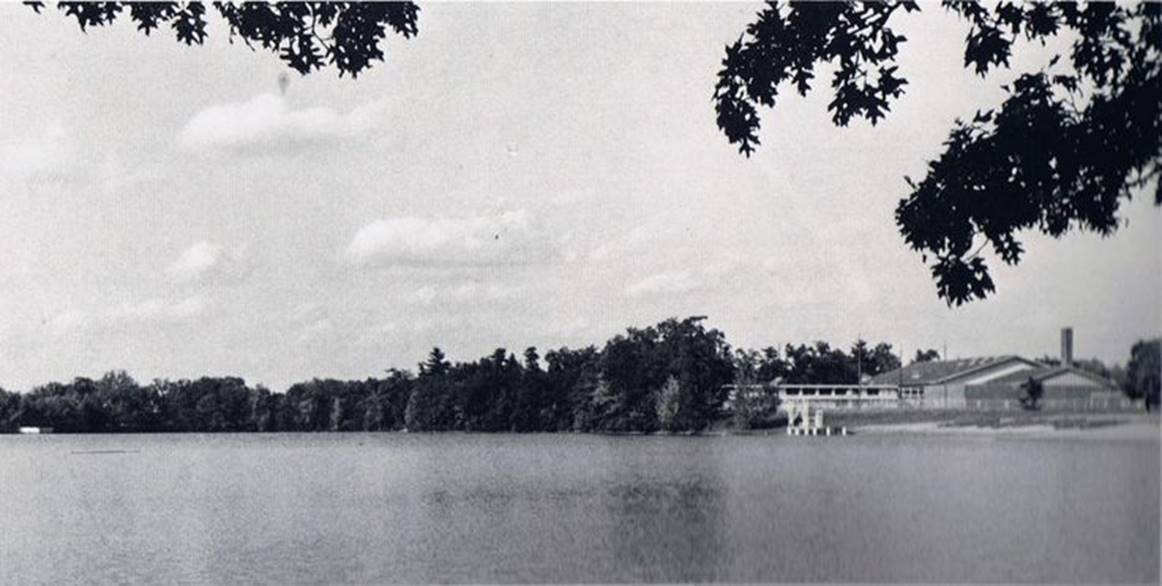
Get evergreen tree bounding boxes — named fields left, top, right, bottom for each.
left=405, top=348, right=457, bottom=431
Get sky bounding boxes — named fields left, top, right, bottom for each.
left=0, top=3, right=1158, bottom=391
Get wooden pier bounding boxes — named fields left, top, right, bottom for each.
left=785, top=403, right=847, bottom=436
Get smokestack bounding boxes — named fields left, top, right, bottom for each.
left=1060, top=327, right=1073, bottom=366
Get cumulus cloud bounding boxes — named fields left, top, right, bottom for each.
left=0, top=124, right=162, bottom=198
left=586, top=224, right=684, bottom=263
left=625, top=270, right=701, bottom=297
left=290, top=302, right=324, bottom=323
left=166, top=241, right=254, bottom=285
left=287, top=302, right=339, bottom=345
left=353, top=321, right=401, bottom=348
left=0, top=122, right=72, bottom=182
left=179, top=93, right=385, bottom=151
left=48, top=309, right=91, bottom=335
left=167, top=241, right=220, bottom=281
left=345, top=210, right=553, bottom=268
left=110, top=296, right=210, bottom=322
left=295, top=317, right=335, bottom=345
left=96, top=154, right=161, bottom=197
left=49, top=296, right=211, bottom=336
left=405, top=281, right=523, bottom=306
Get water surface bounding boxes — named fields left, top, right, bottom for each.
left=1, top=432, right=1157, bottom=583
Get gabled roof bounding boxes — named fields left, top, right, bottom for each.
left=983, top=365, right=1119, bottom=389
left=870, top=355, right=1042, bottom=386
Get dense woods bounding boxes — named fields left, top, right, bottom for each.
left=0, top=316, right=902, bottom=434
left=0, top=317, right=1147, bottom=434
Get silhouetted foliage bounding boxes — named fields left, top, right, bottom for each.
left=655, top=376, right=683, bottom=432
left=590, top=317, right=735, bottom=433
left=0, top=387, right=23, bottom=433
left=544, top=345, right=601, bottom=432
left=851, top=339, right=902, bottom=379
left=1019, top=376, right=1044, bottom=410
left=782, top=341, right=855, bottom=384
left=26, top=1, right=419, bottom=77
left=729, top=349, right=781, bottom=430
left=717, top=1, right=1161, bottom=305
left=1, top=317, right=919, bottom=434
left=456, top=348, right=522, bottom=432
left=511, top=347, right=548, bottom=432
left=715, top=1, right=917, bottom=155
left=912, top=348, right=942, bottom=364
left=405, top=348, right=456, bottom=431
left=1124, top=338, right=1161, bottom=410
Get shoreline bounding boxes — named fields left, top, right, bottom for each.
left=847, top=412, right=1161, bottom=440
left=5, top=412, right=1158, bottom=440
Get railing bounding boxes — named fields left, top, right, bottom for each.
left=723, top=384, right=1139, bottom=412
left=784, top=402, right=847, bottom=436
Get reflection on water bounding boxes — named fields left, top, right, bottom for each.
left=0, top=433, right=1157, bottom=583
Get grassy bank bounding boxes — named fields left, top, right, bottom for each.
left=825, top=407, right=1154, bottom=430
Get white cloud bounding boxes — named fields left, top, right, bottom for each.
left=0, top=124, right=161, bottom=195
left=295, top=318, right=335, bottom=345
left=179, top=93, right=385, bottom=151
left=48, top=309, right=91, bottom=335
left=96, top=154, right=160, bottom=197
left=0, top=122, right=71, bottom=182
left=450, top=282, right=521, bottom=301
left=587, top=224, right=681, bottom=262
left=167, top=241, right=220, bottom=281
left=404, top=281, right=523, bottom=306
left=549, top=317, right=594, bottom=339
left=409, top=285, right=439, bottom=305
left=625, top=270, right=700, bottom=297
left=345, top=210, right=553, bottom=268
left=287, top=302, right=336, bottom=345
left=49, top=295, right=211, bottom=336
left=110, top=296, right=210, bottom=323
left=290, top=302, right=324, bottom=323
left=353, top=321, right=401, bottom=348
left=166, top=241, right=254, bottom=285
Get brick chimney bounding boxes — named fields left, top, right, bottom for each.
left=1060, top=327, right=1073, bottom=366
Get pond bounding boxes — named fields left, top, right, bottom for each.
left=1, top=432, right=1157, bottom=583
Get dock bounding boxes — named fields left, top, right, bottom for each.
left=785, top=404, right=847, bottom=436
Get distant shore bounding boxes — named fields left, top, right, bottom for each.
left=6, top=409, right=1158, bottom=439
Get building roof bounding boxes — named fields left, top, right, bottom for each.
left=982, top=365, right=1119, bottom=389
left=869, top=355, right=1041, bottom=386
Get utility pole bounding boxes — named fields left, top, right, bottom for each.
left=856, top=332, right=862, bottom=384
left=898, top=342, right=904, bottom=396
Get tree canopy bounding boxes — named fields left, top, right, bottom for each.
left=0, top=316, right=912, bottom=434
left=912, top=348, right=942, bottom=364
left=25, top=1, right=420, bottom=77
left=1019, top=375, right=1044, bottom=410
left=1124, top=338, right=1161, bottom=409
left=715, top=1, right=1160, bottom=305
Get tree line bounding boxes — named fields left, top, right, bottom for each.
left=0, top=316, right=903, bottom=434
left=1, top=318, right=1153, bottom=434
